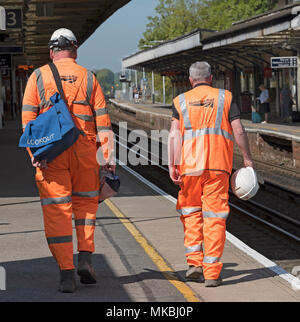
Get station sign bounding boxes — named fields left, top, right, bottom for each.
left=271, top=56, right=298, bottom=69
left=5, top=8, right=22, bottom=29
left=0, top=54, right=11, bottom=69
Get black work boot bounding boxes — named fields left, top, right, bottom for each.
left=186, top=266, right=204, bottom=283
left=77, top=251, right=97, bottom=284
left=205, top=276, right=222, bottom=287
left=59, top=269, right=76, bottom=293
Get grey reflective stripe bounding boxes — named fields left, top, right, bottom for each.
left=35, top=68, right=45, bottom=105
left=47, top=235, right=72, bottom=245
left=203, top=211, right=228, bottom=219
left=73, top=113, right=94, bottom=122
left=72, top=71, right=94, bottom=108
left=43, top=100, right=53, bottom=109
left=72, top=191, right=99, bottom=198
left=177, top=207, right=202, bottom=215
left=95, top=108, right=108, bottom=116
left=97, top=126, right=111, bottom=132
left=215, top=89, right=225, bottom=128
left=73, top=100, right=90, bottom=106
left=184, top=128, right=233, bottom=141
left=179, top=93, right=192, bottom=130
left=22, top=105, right=38, bottom=112
left=75, top=219, right=96, bottom=226
left=35, top=68, right=53, bottom=110
left=41, top=196, right=72, bottom=206
left=86, top=70, right=94, bottom=105
left=185, top=244, right=202, bottom=254
left=203, top=256, right=220, bottom=264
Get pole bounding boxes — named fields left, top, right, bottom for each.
left=0, top=71, right=3, bottom=129
left=162, top=75, right=166, bottom=105
left=297, top=54, right=300, bottom=113
left=142, top=67, right=145, bottom=102
left=152, top=71, right=155, bottom=104
left=12, top=66, right=17, bottom=118
left=295, top=67, right=298, bottom=113
left=135, top=70, right=138, bottom=88
left=128, top=69, right=133, bottom=102
left=276, top=70, right=280, bottom=116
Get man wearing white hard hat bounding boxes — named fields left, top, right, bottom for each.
left=21, top=28, right=115, bottom=292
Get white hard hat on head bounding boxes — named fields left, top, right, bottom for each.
left=49, top=28, right=78, bottom=49
left=230, top=167, right=259, bottom=200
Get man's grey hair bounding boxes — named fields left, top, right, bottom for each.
left=189, top=61, right=212, bottom=81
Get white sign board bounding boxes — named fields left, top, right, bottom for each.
left=0, top=7, right=5, bottom=30
left=271, top=57, right=298, bottom=69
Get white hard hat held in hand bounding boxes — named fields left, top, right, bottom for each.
left=230, top=167, right=259, bottom=200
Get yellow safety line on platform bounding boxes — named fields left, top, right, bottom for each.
left=104, top=199, right=201, bottom=303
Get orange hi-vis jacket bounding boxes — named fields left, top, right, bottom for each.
left=22, top=58, right=111, bottom=159
left=173, top=85, right=234, bottom=176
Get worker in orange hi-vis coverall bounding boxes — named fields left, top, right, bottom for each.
left=168, top=61, right=254, bottom=287
left=21, top=28, right=115, bottom=293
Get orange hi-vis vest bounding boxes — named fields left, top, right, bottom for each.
left=173, top=85, right=234, bottom=176
left=22, top=59, right=111, bottom=141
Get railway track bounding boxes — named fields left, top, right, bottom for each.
left=233, top=152, right=300, bottom=196
left=112, top=123, right=300, bottom=275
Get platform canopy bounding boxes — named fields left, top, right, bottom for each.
left=122, top=3, right=300, bottom=75
left=0, top=0, right=131, bottom=67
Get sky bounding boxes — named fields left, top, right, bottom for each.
left=77, top=0, right=158, bottom=73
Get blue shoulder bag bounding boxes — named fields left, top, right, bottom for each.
left=19, top=63, right=80, bottom=162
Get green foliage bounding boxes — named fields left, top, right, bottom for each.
left=95, top=69, right=115, bottom=94
left=199, top=0, right=279, bottom=31
left=139, top=0, right=204, bottom=50
left=139, top=0, right=279, bottom=49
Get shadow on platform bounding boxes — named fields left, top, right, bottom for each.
left=0, top=254, right=133, bottom=302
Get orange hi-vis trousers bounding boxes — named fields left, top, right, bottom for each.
left=176, top=170, right=230, bottom=280
left=35, top=134, right=99, bottom=270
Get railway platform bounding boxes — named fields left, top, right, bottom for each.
left=109, top=99, right=300, bottom=136
left=110, top=99, right=300, bottom=170
left=1, top=119, right=300, bottom=302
